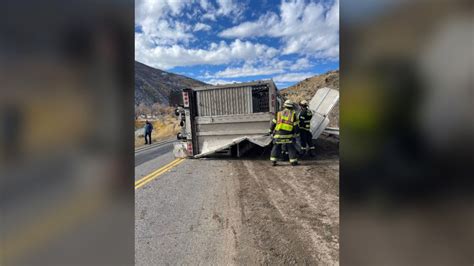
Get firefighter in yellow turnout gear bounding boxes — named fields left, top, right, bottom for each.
left=299, top=100, right=316, bottom=156
left=269, top=100, right=300, bottom=166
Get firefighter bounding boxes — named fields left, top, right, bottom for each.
left=299, top=100, right=316, bottom=156
left=269, top=99, right=299, bottom=166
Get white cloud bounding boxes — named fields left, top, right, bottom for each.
left=211, top=62, right=286, bottom=78
left=135, top=37, right=279, bottom=69
left=202, top=12, right=217, bottom=21
left=216, top=0, right=243, bottom=17
left=135, top=0, right=191, bottom=23
left=205, top=79, right=240, bottom=85
left=219, top=12, right=277, bottom=38
left=219, top=0, right=339, bottom=59
left=203, top=57, right=312, bottom=79
left=201, top=0, right=244, bottom=21
left=135, top=0, right=245, bottom=47
left=199, top=0, right=211, bottom=10
left=141, top=19, right=194, bottom=46
left=273, top=72, right=315, bottom=83
left=135, top=0, right=195, bottom=46
left=134, top=0, right=337, bottom=84
left=194, top=22, right=212, bottom=32
left=289, top=57, right=312, bottom=71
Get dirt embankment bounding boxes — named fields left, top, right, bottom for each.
left=232, top=137, right=339, bottom=265
left=281, top=70, right=339, bottom=127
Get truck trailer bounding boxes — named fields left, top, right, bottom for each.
left=174, top=80, right=282, bottom=158
left=174, top=80, right=339, bottom=158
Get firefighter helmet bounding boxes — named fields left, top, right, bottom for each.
left=284, top=99, right=293, bottom=108
left=300, top=100, right=308, bottom=106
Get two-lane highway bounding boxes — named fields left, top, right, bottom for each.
left=134, top=139, right=243, bottom=265
left=135, top=139, right=176, bottom=168
left=134, top=139, right=182, bottom=186
left=134, top=137, right=340, bottom=265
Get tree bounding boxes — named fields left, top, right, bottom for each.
left=136, top=103, right=151, bottom=118
left=151, top=102, right=171, bottom=117
left=151, top=102, right=162, bottom=116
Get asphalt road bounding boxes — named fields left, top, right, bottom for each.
left=135, top=139, right=176, bottom=168
left=134, top=137, right=340, bottom=265
left=135, top=141, right=241, bottom=265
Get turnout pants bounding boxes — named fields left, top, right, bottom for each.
left=300, top=130, right=315, bottom=151
left=270, top=140, right=298, bottom=163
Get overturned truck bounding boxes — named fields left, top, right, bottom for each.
left=174, top=80, right=338, bottom=158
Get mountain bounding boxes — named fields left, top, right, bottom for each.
left=280, top=70, right=339, bottom=126
left=135, top=61, right=207, bottom=106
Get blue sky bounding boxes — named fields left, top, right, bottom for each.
left=135, top=0, right=339, bottom=89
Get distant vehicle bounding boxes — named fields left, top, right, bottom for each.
left=174, top=80, right=339, bottom=158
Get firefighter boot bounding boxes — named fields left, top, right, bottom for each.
left=290, top=158, right=298, bottom=166
left=272, top=161, right=277, bottom=166
left=300, top=147, right=307, bottom=157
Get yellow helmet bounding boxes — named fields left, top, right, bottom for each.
left=284, top=99, right=293, bottom=108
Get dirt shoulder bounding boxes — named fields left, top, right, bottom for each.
left=232, top=137, right=339, bottom=264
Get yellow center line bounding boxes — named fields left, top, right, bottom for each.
left=135, top=158, right=183, bottom=186
left=135, top=158, right=185, bottom=189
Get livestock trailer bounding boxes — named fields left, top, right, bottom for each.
left=175, top=80, right=282, bottom=158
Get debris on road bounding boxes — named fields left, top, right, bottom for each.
left=234, top=136, right=339, bottom=264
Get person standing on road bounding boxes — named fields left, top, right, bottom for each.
left=299, top=100, right=316, bottom=156
left=144, top=120, right=153, bottom=145
left=269, top=100, right=300, bottom=166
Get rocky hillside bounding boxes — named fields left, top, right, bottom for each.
left=281, top=70, right=339, bottom=127
left=135, top=61, right=207, bottom=106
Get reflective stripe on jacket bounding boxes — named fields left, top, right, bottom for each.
left=269, top=108, right=299, bottom=139
left=275, top=109, right=295, bottom=132
left=299, top=108, right=312, bottom=131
